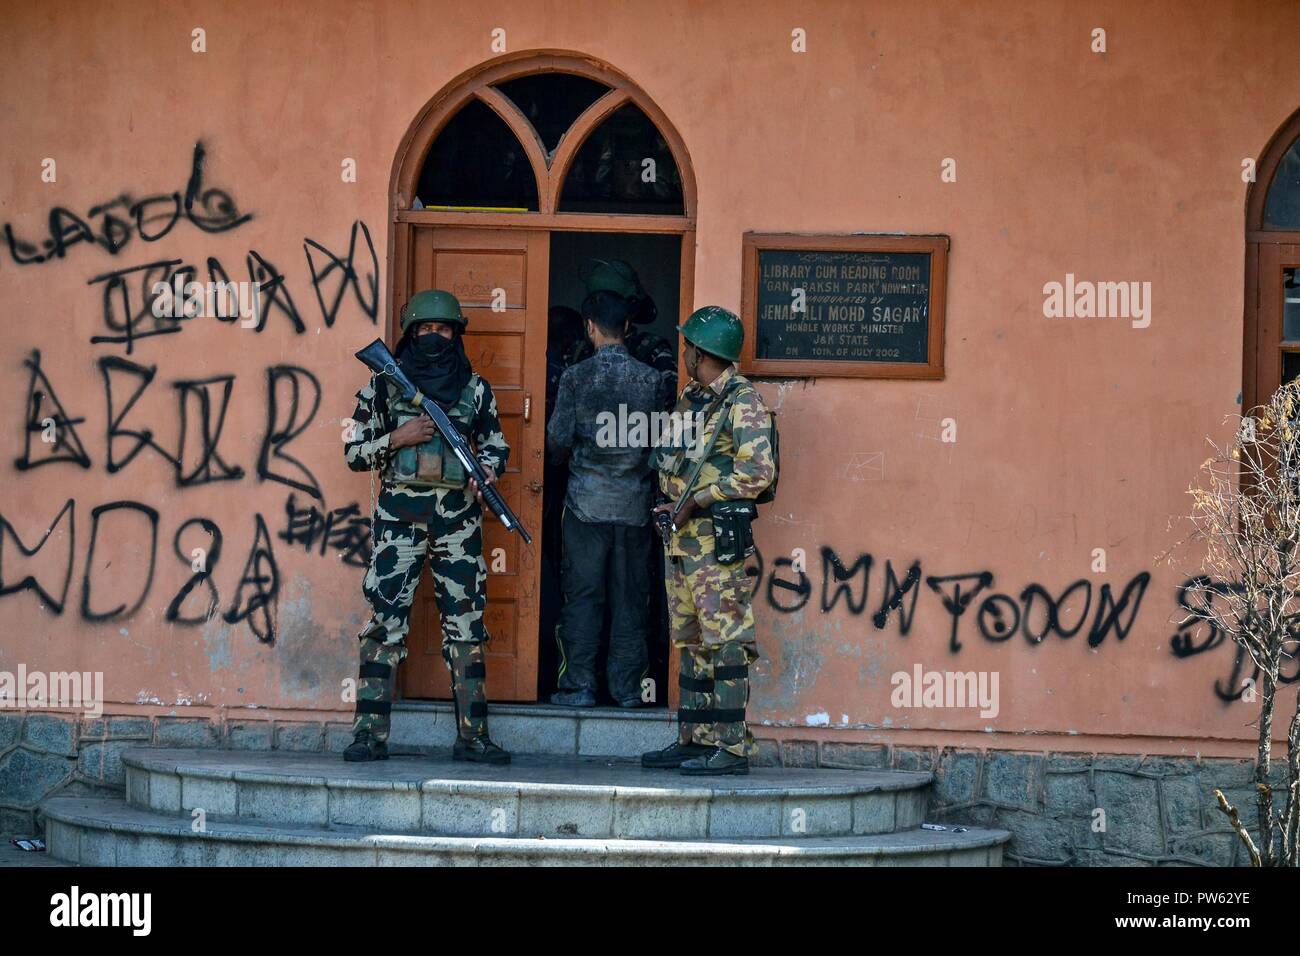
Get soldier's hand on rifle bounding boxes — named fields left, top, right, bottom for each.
left=390, top=415, right=436, bottom=449
left=654, top=498, right=696, bottom=527
left=469, top=465, right=497, bottom=502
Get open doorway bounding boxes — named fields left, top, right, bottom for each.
left=538, top=231, right=681, bottom=708
left=388, top=52, right=697, bottom=705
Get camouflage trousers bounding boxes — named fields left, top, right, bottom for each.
left=666, top=549, right=759, bottom=757
left=351, top=501, right=491, bottom=744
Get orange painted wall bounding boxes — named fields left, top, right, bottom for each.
left=2, top=0, right=1297, bottom=754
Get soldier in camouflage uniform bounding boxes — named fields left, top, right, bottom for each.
left=342, top=289, right=511, bottom=764
left=564, top=259, right=677, bottom=410
left=642, top=306, right=776, bottom=775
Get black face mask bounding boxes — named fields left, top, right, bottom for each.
left=396, top=329, right=472, bottom=410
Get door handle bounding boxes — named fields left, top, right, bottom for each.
left=524, top=393, right=531, bottom=423
left=527, top=479, right=543, bottom=494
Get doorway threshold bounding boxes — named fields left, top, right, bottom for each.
left=391, top=701, right=675, bottom=759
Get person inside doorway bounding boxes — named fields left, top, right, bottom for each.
left=565, top=258, right=677, bottom=411
left=547, top=290, right=660, bottom=707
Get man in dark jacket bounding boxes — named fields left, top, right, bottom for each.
left=547, top=291, right=660, bottom=707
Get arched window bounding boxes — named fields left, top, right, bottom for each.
left=558, top=103, right=684, bottom=214
left=494, top=72, right=610, bottom=156
left=1263, top=136, right=1300, bottom=229
left=395, top=57, right=696, bottom=219
left=416, top=98, right=540, bottom=211
left=1245, top=108, right=1300, bottom=408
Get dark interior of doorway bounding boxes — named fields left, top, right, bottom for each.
left=538, top=231, right=681, bottom=708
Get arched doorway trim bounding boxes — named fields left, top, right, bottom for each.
left=1243, top=106, right=1300, bottom=410
left=389, top=51, right=696, bottom=213
left=383, top=51, right=696, bottom=704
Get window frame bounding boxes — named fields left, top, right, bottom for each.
left=1244, top=107, right=1300, bottom=411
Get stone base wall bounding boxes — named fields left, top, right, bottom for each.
left=1, top=709, right=1283, bottom=866
left=0, top=712, right=353, bottom=836
left=755, top=738, right=1283, bottom=866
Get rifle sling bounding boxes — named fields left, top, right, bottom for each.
left=673, top=383, right=742, bottom=516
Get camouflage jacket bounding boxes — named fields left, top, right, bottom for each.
left=567, top=328, right=677, bottom=411
left=653, top=365, right=775, bottom=558
left=345, top=372, right=510, bottom=524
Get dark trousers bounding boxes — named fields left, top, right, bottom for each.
left=556, top=508, right=650, bottom=702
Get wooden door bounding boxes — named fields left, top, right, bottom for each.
left=398, top=227, right=548, bottom=701
left=1253, top=243, right=1300, bottom=404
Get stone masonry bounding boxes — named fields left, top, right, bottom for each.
left=0, top=708, right=1284, bottom=866
left=0, top=712, right=354, bottom=836
left=755, top=738, right=1289, bottom=866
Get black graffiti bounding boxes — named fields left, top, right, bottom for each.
left=304, top=220, right=379, bottom=326
left=70, top=357, right=324, bottom=491
left=21, top=355, right=335, bottom=496
left=86, top=257, right=185, bottom=352
left=223, top=513, right=279, bottom=644
left=1170, top=577, right=1237, bottom=660
left=174, top=375, right=244, bottom=485
left=934, top=572, right=1150, bottom=652
left=822, top=548, right=873, bottom=615
left=873, top=559, right=923, bottom=632
left=924, top=572, right=994, bottom=652
left=758, top=544, right=1152, bottom=655
left=1170, top=576, right=1300, bottom=701
left=767, top=553, right=813, bottom=612
left=86, top=226, right=376, bottom=353
left=245, top=249, right=305, bottom=333
left=278, top=494, right=370, bottom=568
left=100, top=356, right=179, bottom=473
left=15, top=350, right=90, bottom=470
left=258, top=365, right=322, bottom=500
left=0, top=499, right=75, bottom=613
left=3, top=142, right=251, bottom=269
left=166, top=518, right=223, bottom=625
left=80, top=501, right=159, bottom=622
left=0, top=498, right=280, bottom=640
left=85, top=249, right=309, bottom=353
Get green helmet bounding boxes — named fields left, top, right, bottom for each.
left=401, top=289, right=466, bottom=334
left=679, top=305, right=743, bottom=362
left=583, top=259, right=641, bottom=299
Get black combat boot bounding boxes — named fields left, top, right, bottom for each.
left=453, top=735, right=511, bottom=764
left=343, top=729, right=389, bottom=762
left=680, top=747, right=749, bottom=776
left=446, top=643, right=510, bottom=763
left=640, top=740, right=711, bottom=769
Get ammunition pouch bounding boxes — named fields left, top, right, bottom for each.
left=386, top=413, right=468, bottom=489
left=710, top=499, right=756, bottom=565
left=381, top=378, right=476, bottom=490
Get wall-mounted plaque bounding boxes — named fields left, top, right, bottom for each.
left=740, top=233, right=949, bottom=379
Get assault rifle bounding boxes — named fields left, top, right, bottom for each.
left=355, top=338, right=533, bottom=545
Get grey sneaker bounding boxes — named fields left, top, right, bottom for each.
left=550, top=688, right=597, bottom=707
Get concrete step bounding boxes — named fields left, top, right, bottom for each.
left=390, top=701, right=674, bottom=758
left=121, top=749, right=934, bottom=839
left=42, top=795, right=1009, bottom=867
